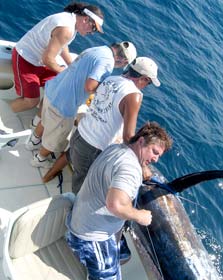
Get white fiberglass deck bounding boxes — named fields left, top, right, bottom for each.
left=0, top=87, right=148, bottom=280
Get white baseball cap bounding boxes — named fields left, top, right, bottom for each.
left=120, top=41, right=137, bottom=64
left=131, top=57, right=161, bottom=87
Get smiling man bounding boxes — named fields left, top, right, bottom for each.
left=66, top=121, right=172, bottom=280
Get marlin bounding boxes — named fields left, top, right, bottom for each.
left=127, top=169, right=223, bottom=280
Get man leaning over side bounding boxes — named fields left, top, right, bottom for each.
left=26, top=41, right=137, bottom=168
left=43, top=57, right=161, bottom=194
left=11, top=2, right=104, bottom=114
left=66, top=121, right=173, bottom=280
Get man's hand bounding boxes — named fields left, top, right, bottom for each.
left=142, top=165, right=152, bottom=181
left=106, top=188, right=152, bottom=227
left=136, top=209, right=152, bottom=226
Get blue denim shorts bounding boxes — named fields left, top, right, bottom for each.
left=66, top=231, right=121, bottom=280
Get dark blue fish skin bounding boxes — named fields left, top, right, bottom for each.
left=132, top=182, right=221, bottom=280
left=168, top=170, right=223, bottom=192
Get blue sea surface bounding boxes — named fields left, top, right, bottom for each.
left=0, top=0, right=222, bottom=276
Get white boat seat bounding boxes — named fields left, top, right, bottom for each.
left=2, top=194, right=87, bottom=280
left=0, top=40, right=15, bottom=91
left=0, top=100, right=23, bottom=133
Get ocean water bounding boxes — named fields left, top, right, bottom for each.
left=0, top=0, right=222, bottom=276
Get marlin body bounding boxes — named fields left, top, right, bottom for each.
left=127, top=169, right=222, bottom=280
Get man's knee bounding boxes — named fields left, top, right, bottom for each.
left=10, top=97, right=40, bottom=112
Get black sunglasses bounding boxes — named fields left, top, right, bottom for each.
left=88, top=18, right=97, bottom=32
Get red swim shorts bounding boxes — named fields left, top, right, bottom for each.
left=12, top=48, right=57, bottom=98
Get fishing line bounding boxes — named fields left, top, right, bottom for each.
left=133, top=193, right=165, bottom=280
left=129, top=145, right=164, bottom=278
left=147, top=177, right=207, bottom=210
left=144, top=224, right=165, bottom=280
left=177, top=195, right=207, bottom=210
left=133, top=145, right=165, bottom=279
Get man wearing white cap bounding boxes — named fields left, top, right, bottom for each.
left=11, top=2, right=104, bottom=113
left=27, top=41, right=137, bottom=168
left=42, top=56, right=160, bottom=193
left=130, top=57, right=160, bottom=87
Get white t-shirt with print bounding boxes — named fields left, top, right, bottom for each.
left=78, top=75, right=142, bottom=150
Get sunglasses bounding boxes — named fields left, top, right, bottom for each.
left=144, top=77, right=152, bottom=84
left=88, top=18, right=97, bottom=33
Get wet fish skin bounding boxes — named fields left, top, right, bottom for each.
left=134, top=184, right=221, bottom=280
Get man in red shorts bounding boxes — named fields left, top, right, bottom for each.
left=11, top=2, right=104, bottom=114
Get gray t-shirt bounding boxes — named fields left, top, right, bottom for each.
left=69, top=143, right=142, bottom=241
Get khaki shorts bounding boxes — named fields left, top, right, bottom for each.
left=41, top=97, right=74, bottom=153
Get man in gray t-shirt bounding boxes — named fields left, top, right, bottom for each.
left=66, top=122, right=172, bottom=280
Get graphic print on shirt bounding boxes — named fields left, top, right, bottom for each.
left=89, top=80, right=118, bottom=123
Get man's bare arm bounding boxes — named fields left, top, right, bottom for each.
left=42, top=26, right=73, bottom=73
left=119, top=92, right=142, bottom=143
left=106, top=187, right=152, bottom=226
